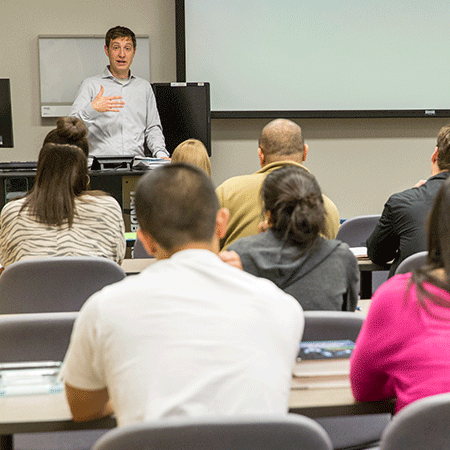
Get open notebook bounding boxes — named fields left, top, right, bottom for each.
left=0, top=361, right=63, bottom=396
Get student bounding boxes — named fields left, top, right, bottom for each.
left=70, top=26, right=168, bottom=158
left=351, top=177, right=450, bottom=412
left=216, top=119, right=340, bottom=249
left=367, top=124, right=450, bottom=277
left=171, top=139, right=211, bottom=176
left=61, top=163, right=303, bottom=427
left=226, top=165, right=359, bottom=311
left=0, top=143, right=125, bottom=267
left=43, top=116, right=89, bottom=157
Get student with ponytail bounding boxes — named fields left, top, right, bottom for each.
left=227, top=165, right=359, bottom=311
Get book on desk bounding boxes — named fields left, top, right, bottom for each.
left=293, top=340, right=355, bottom=389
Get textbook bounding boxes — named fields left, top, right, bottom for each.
left=293, top=340, right=355, bottom=379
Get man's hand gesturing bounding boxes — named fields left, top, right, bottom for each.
left=92, top=86, right=125, bottom=112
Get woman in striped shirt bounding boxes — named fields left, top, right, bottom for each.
left=0, top=142, right=125, bottom=268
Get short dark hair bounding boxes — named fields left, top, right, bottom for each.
left=105, top=26, right=136, bottom=48
left=21, top=143, right=89, bottom=227
left=436, top=124, right=450, bottom=171
left=262, top=165, right=325, bottom=249
left=43, top=117, right=89, bottom=157
left=135, top=163, right=220, bottom=251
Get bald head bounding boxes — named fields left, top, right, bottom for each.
left=258, top=119, right=306, bottom=165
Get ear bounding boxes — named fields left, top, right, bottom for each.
left=104, top=45, right=110, bottom=58
left=215, top=208, right=230, bottom=240
left=137, top=228, right=158, bottom=257
left=302, top=143, right=309, bottom=162
left=257, top=147, right=266, bottom=167
left=432, top=146, right=439, bottom=164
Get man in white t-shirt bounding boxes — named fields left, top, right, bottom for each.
left=61, top=163, right=304, bottom=427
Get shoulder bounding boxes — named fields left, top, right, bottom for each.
left=217, top=171, right=263, bottom=191
left=216, top=172, right=264, bottom=203
left=130, top=75, right=152, bottom=90
left=1, top=198, right=26, bottom=217
left=78, top=194, right=120, bottom=207
left=333, top=240, right=356, bottom=258
left=388, top=175, right=447, bottom=205
left=79, top=74, right=103, bottom=88
left=76, top=194, right=123, bottom=218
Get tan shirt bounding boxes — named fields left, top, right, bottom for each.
left=216, top=161, right=340, bottom=250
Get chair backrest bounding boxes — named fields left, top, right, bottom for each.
left=380, top=392, right=450, bottom=450
left=92, top=414, right=333, bottom=450
left=394, top=251, right=428, bottom=275
left=302, top=311, right=365, bottom=342
left=0, top=312, right=77, bottom=362
left=0, top=256, right=126, bottom=314
left=132, top=238, right=151, bottom=258
left=336, top=215, right=381, bottom=247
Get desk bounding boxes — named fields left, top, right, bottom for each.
left=0, top=169, right=147, bottom=232
left=0, top=361, right=394, bottom=450
left=358, top=259, right=390, bottom=299
left=121, top=258, right=156, bottom=275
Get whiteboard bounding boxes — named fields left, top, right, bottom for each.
left=38, top=35, right=150, bottom=117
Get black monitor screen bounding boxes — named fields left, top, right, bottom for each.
left=0, top=79, right=13, bottom=148
left=152, top=82, right=211, bottom=156
left=0, top=78, right=14, bottom=148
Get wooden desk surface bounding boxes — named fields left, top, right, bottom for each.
left=121, top=258, right=156, bottom=274
left=0, top=360, right=393, bottom=437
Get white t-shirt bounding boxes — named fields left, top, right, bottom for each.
left=61, top=249, right=303, bottom=427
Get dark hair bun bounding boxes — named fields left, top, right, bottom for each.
left=56, top=116, right=87, bottom=141
left=262, top=166, right=326, bottom=249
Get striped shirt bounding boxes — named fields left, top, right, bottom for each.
left=0, top=195, right=125, bottom=268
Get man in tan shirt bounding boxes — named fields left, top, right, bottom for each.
left=216, top=119, right=340, bottom=250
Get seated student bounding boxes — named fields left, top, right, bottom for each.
left=43, top=116, right=90, bottom=157
left=61, top=163, right=303, bottom=427
left=0, top=143, right=125, bottom=268
left=225, top=165, right=359, bottom=311
left=351, top=177, right=450, bottom=413
left=171, top=139, right=211, bottom=176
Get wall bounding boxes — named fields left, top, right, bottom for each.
left=2, top=0, right=448, bottom=219
left=210, top=117, right=448, bottom=218
left=1, top=0, right=176, bottom=159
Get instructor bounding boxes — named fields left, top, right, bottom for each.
left=70, top=26, right=169, bottom=158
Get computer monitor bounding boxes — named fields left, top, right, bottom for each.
left=0, top=79, right=14, bottom=148
left=152, top=82, right=211, bottom=156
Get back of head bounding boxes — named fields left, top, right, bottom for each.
left=436, top=124, right=450, bottom=171
left=135, top=163, right=219, bottom=252
left=23, top=143, right=89, bottom=227
left=43, top=117, right=89, bottom=157
left=259, top=119, right=304, bottom=164
left=262, top=165, right=325, bottom=249
left=105, top=26, right=136, bottom=48
left=171, top=139, right=211, bottom=176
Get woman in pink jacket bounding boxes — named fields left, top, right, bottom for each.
left=350, top=177, right=450, bottom=413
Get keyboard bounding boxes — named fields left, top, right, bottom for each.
left=0, top=161, right=37, bottom=171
